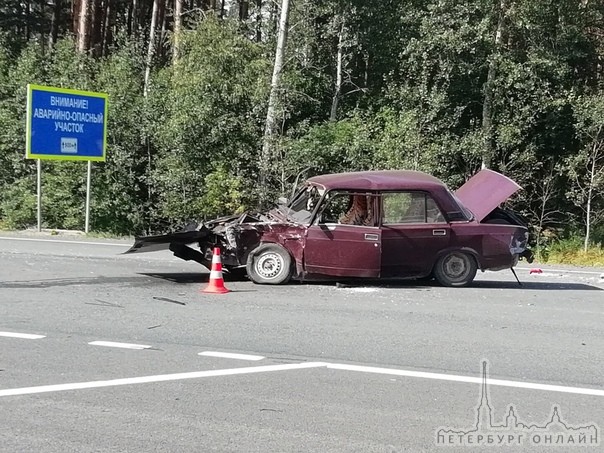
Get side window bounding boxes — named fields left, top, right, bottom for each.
left=382, top=192, right=445, bottom=224
left=426, top=197, right=446, bottom=223
left=316, top=192, right=375, bottom=226
left=383, top=193, right=413, bottom=224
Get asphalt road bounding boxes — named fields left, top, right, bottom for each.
left=0, top=233, right=603, bottom=452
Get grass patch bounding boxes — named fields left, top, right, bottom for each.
left=545, top=238, right=604, bottom=266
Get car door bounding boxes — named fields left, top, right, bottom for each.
left=303, top=191, right=381, bottom=278
left=379, top=191, right=450, bottom=277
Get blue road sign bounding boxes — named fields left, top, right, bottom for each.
left=26, top=84, right=108, bottom=161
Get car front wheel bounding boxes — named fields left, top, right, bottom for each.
left=434, top=251, right=477, bottom=287
left=246, top=243, right=293, bottom=285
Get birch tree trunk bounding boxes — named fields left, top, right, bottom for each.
left=583, top=135, right=601, bottom=252
left=173, top=0, right=183, bottom=62
left=131, top=0, right=139, bottom=35
left=77, top=0, right=90, bottom=52
left=144, top=0, right=162, bottom=97
left=260, top=0, right=290, bottom=189
left=158, top=0, right=167, bottom=60
left=584, top=155, right=595, bottom=252
left=482, top=0, right=507, bottom=169
left=330, top=18, right=344, bottom=122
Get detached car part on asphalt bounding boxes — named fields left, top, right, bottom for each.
left=125, top=169, right=533, bottom=287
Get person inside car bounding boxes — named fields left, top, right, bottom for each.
left=339, top=195, right=373, bottom=226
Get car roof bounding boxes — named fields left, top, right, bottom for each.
left=306, top=170, right=447, bottom=191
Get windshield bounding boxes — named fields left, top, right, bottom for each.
left=278, top=185, right=324, bottom=224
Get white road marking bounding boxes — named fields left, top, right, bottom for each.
left=0, top=332, right=46, bottom=340
left=0, top=362, right=327, bottom=397
left=198, top=351, right=265, bottom=361
left=326, top=363, right=604, bottom=397
left=0, top=237, right=126, bottom=247
left=1, top=358, right=602, bottom=398
left=88, top=341, right=151, bottom=350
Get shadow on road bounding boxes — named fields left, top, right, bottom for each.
left=138, top=273, right=602, bottom=291
left=0, top=276, right=152, bottom=288
left=140, top=272, right=206, bottom=283
left=302, top=278, right=602, bottom=291
left=472, top=280, right=603, bottom=291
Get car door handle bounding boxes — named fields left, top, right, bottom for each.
left=432, top=229, right=447, bottom=236
left=364, top=233, right=379, bottom=241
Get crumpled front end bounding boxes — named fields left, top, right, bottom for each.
left=124, top=212, right=269, bottom=270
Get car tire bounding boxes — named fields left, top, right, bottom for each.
left=434, top=251, right=477, bottom=287
left=246, top=243, right=293, bottom=285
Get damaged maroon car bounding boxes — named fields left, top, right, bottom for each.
left=125, top=169, right=533, bottom=287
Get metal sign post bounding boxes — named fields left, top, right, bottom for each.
left=85, top=161, right=92, bottom=233
left=37, top=159, right=41, bottom=232
left=25, top=84, right=108, bottom=233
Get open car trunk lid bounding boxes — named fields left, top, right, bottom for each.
left=454, top=169, right=522, bottom=222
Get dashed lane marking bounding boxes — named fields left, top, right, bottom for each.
left=0, top=332, right=46, bottom=340
left=88, top=341, right=151, bottom=350
left=198, top=351, right=265, bottom=361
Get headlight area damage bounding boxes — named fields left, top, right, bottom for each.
left=124, top=211, right=294, bottom=276
left=126, top=169, right=534, bottom=287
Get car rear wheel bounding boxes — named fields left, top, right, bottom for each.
left=246, top=243, right=293, bottom=285
left=434, top=252, right=477, bottom=287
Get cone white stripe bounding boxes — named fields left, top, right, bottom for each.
left=210, top=270, right=223, bottom=279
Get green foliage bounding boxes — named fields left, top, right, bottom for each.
left=284, top=114, right=375, bottom=178
left=0, top=41, right=45, bottom=227
left=149, top=18, right=268, bottom=225
left=0, top=178, right=36, bottom=229
left=372, top=108, right=426, bottom=171
left=40, top=162, right=87, bottom=229
left=90, top=38, right=149, bottom=234
left=563, top=94, right=604, bottom=246
left=201, top=166, right=248, bottom=218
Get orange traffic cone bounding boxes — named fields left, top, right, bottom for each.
left=202, top=247, right=230, bottom=294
